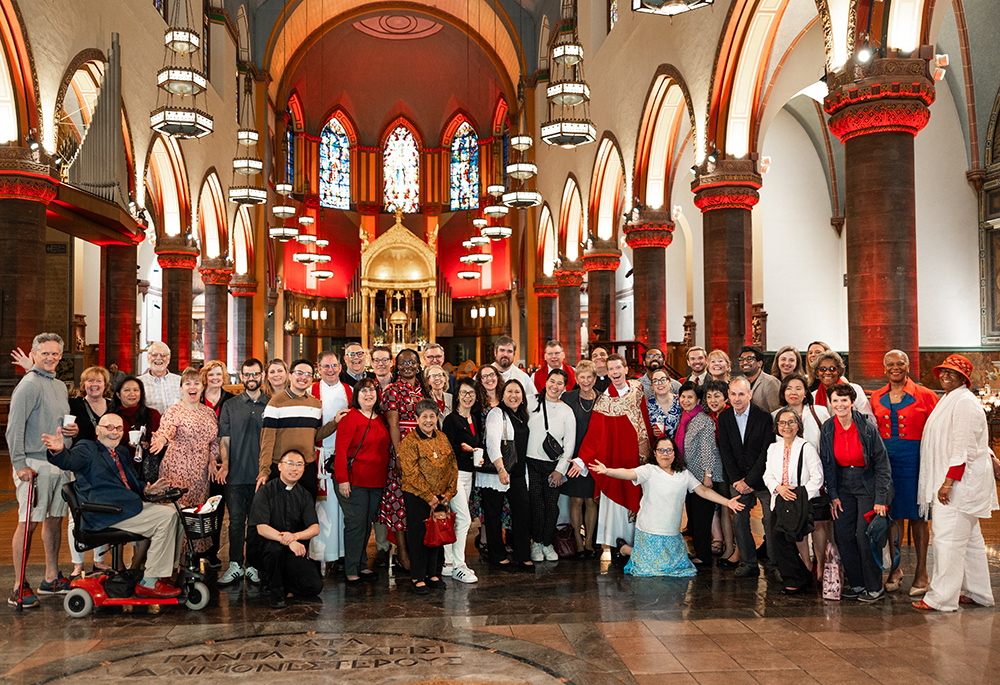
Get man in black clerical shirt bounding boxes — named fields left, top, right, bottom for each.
left=250, top=449, right=323, bottom=608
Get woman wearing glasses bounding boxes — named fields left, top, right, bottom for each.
left=647, top=368, right=681, bottom=441
left=811, top=350, right=874, bottom=419
left=590, top=435, right=744, bottom=576
left=440, top=377, right=483, bottom=583
left=424, top=365, right=453, bottom=418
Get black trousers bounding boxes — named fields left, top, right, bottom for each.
left=269, top=461, right=318, bottom=500
left=336, top=485, right=383, bottom=577
left=770, top=525, right=810, bottom=589
left=403, top=492, right=442, bottom=583
left=205, top=479, right=225, bottom=558
left=260, top=540, right=323, bottom=597
left=223, top=483, right=261, bottom=567
left=685, top=490, right=715, bottom=563
left=833, top=466, right=882, bottom=592
left=527, top=459, right=560, bottom=546
left=481, top=475, right=531, bottom=564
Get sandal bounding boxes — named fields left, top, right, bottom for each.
left=911, top=599, right=937, bottom=611
left=711, top=540, right=724, bottom=555
left=959, top=595, right=979, bottom=606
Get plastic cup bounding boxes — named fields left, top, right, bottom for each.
left=129, top=430, right=141, bottom=446
left=472, top=448, right=485, bottom=467
left=63, top=414, right=76, bottom=427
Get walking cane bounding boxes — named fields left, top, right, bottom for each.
left=16, top=471, right=37, bottom=612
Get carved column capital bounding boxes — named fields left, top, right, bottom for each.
left=623, top=210, right=675, bottom=249
left=553, top=260, right=585, bottom=287
left=534, top=275, right=559, bottom=298
left=0, top=147, right=59, bottom=204
left=229, top=273, right=258, bottom=297
left=692, top=159, right=762, bottom=213
left=583, top=238, right=622, bottom=272
left=198, top=257, right=234, bottom=286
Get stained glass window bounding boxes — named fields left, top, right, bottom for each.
left=285, top=126, right=295, bottom=188
left=609, top=0, right=618, bottom=30
left=319, top=118, right=351, bottom=209
left=449, top=122, right=479, bottom=210
left=383, top=125, right=419, bottom=213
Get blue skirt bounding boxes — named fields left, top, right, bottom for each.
left=885, top=438, right=925, bottom=521
left=624, top=529, right=697, bottom=577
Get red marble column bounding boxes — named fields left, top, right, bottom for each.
left=824, top=56, right=934, bottom=386
left=199, top=257, right=234, bottom=366
left=534, top=276, right=559, bottom=366
left=0, top=148, right=59, bottom=393
left=554, top=261, right=584, bottom=363
left=101, top=243, right=139, bottom=373
left=692, top=160, right=761, bottom=358
left=623, top=211, right=674, bottom=352
left=583, top=239, right=620, bottom=343
left=156, top=236, right=199, bottom=371
left=230, top=275, right=257, bottom=366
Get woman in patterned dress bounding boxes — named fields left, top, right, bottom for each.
left=379, top=348, right=431, bottom=572
left=646, top=368, right=681, bottom=441
left=150, top=367, right=220, bottom=556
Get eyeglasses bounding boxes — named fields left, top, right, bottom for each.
left=319, top=364, right=339, bottom=370
left=817, top=366, right=838, bottom=373
left=398, top=360, right=418, bottom=367
left=651, top=378, right=669, bottom=385
left=425, top=354, right=444, bottom=361
left=738, top=356, right=757, bottom=363
left=280, top=461, right=305, bottom=468
left=149, top=353, right=168, bottom=360
left=242, top=371, right=262, bottom=378
left=372, top=357, right=391, bottom=364
left=98, top=424, right=124, bottom=433
left=429, top=374, right=446, bottom=380
left=459, top=390, right=477, bottom=398
left=292, top=370, right=313, bottom=378
left=646, top=353, right=663, bottom=359
left=777, top=420, right=798, bottom=427
left=479, top=372, right=497, bottom=380
left=345, top=351, right=366, bottom=359
left=654, top=447, right=675, bottom=455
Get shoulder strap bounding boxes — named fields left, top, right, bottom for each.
left=808, top=404, right=820, bottom=427
left=541, top=395, right=550, bottom=430
left=796, top=443, right=805, bottom=484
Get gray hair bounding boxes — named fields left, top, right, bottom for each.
left=414, top=399, right=441, bottom=417
left=883, top=349, right=909, bottom=365
left=317, top=350, right=339, bottom=365
left=32, top=332, right=64, bottom=353
left=773, top=407, right=804, bottom=437
left=729, top=376, right=752, bottom=393
left=813, top=349, right=845, bottom=376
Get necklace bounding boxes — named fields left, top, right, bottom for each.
left=580, top=395, right=596, bottom=413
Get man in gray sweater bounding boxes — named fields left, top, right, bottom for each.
left=7, top=333, right=79, bottom=607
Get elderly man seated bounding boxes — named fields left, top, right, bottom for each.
left=41, top=414, right=184, bottom=599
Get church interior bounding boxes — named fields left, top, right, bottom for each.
left=2, top=0, right=1000, bottom=682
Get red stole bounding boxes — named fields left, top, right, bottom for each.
left=533, top=364, right=576, bottom=393
left=577, top=380, right=652, bottom=513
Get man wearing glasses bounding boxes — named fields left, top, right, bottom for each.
left=258, top=359, right=345, bottom=500
left=422, top=343, right=455, bottom=395
left=216, top=358, right=268, bottom=585
left=339, top=342, right=375, bottom=390
left=737, top=345, right=780, bottom=413
left=41, top=413, right=184, bottom=599
left=250, top=450, right=323, bottom=608
left=371, top=346, right=394, bottom=392
left=639, top=348, right=679, bottom=400
left=138, top=342, right=181, bottom=415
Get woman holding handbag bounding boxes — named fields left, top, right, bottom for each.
left=440, top=377, right=483, bottom=583
left=763, top=408, right=825, bottom=594
left=479, top=379, right=533, bottom=571
left=398, top=399, right=458, bottom=594
left=526, top=368, right=576, bottom=563
left=334, top=379, right=392, bottom=585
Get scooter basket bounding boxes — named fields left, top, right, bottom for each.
left=179, top=508, right=222, bottom=540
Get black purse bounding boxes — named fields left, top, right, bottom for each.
left=772, top=445, right=814, bottom=542
left=480, top=411, right=517, bottom=474
left=541, top=399, right=564, bottom=461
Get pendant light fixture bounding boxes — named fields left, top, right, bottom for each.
left=502, top=2, right=542, bottom=208
left=151, top=0, right=213, bottom=138
left=457, top=268, right=482, bottom=280
left=229, top=71, right=266, bottom=205
left=312, top=269, right=333, bottom=280
left=542, top=20, right=595, bottom=148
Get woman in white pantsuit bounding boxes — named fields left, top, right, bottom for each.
left=913, top=355, right=999, bottom=612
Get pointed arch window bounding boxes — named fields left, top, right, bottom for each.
left=285, top=124, right=295, bottom=187
left=319, top=117, right=351, bottom=209
left=449, top=121, right=479, bottom=210
left=383, top=124, right=419, bottom=213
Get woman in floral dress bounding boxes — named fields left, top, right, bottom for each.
left=150, top=367, right=220, bottom=555
left=379, top=348, right=430, bottom=572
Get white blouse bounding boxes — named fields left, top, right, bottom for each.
left=526, top=399, right=577, bottom=474
left=480, top=407, right=516, bottom=492
left=762, top=436, right=824, bottom=510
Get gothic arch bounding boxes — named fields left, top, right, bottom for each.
left=634, top=66, right=697, bottom=210
left=558, top=175, right=584, bottom=262
left=537, top=202, right=556, bottom=276
left=589, top=134, right=625, bottom=242
left=0, top=0, right=41, bottom=145
left=143, top=135, right=190, bottom=239
left=196, top=170, right=227, bottom=260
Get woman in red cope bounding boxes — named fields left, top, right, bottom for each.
left=334, top=378, right=391, bottom=584
left=869, top=350, right=938, bottom=595
left=913, top=355, right=998, bottom=612
left=378, top=348, right=430, bottom=572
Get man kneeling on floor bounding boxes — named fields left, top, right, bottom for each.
left=250, top=449, right=323, bottom=608
left=41, top=414, right=184, bottom=598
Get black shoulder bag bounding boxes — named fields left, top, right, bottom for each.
left=479, top=410, right=517, bottom=473
left=772, top=444, right=814, bottom=541
left=541, top=399, right=564, bottom=461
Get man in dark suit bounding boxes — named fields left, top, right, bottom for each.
left=41, top=413, right=184, bottom=598
left=717, top=376, right=779, bottom=581
left=339, top=342, right=376, bottom=389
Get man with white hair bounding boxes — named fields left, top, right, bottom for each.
left=139, top=342, right=181, bottom=414
left=7, top=333, right=79, bottom=607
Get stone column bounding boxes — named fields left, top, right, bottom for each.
left=0, top=148, right=59, bottom=393
left=623, top=211, right=674, bottom=352
left=692, top=160, right=762, bottom=358
left=824, top=56, right=934, bottom=385
left=360, top=288, right=370, bottom=349
left=554, top=261, right=584, bottom=362
left=198, top=258, right=234, bottom=366
left=583, top=238, right=621, bottom=343
left=101, top=243, right=139, bottom=373
left=534, top=276, right=559, bottom=365
left=156, top=236, right=199, bottom=371
left=229, top=274, right=257, bottom=366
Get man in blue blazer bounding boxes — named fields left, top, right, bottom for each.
left=41, top=413, right=184, bottom=599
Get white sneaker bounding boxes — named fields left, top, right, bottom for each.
left=531, top=542, right=545, bottom=562
left=452, top=566, right=478, bottom=584
left=543, top=544, right=559, bottom=562
left=219, top=562, right=243, bottom=585
left=441, top=562, right=453, bottom=577
left=245, top=566, right=260, bottom=584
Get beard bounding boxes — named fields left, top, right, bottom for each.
left=646, top=360, right=663, bottom=372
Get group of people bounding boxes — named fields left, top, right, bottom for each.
left=7, top=332, right=999, bottom=613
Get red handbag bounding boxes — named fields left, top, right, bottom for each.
left=424, top=506, right=457, bottom=547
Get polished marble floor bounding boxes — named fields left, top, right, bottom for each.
left=3, top=457, right=1000, bottom=684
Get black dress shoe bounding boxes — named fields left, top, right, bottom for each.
left=427, top=577, right=447, bottom=589
left=411, top=581, right=429, bottom=595
left=716, top=557, right=738, bottom=569
left=345, top=576, right=363, bottom=586
left=359, top=571, right=378, bottom=583
left=269, top=593, right=287, bottom=609
left=781, top=585, right=807, bottom=596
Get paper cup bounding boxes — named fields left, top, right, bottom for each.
left=129, top=430, right=141, bottom=446
left=472, top=448, right=485, bottom=467
left=63, top=414, right=76, bottom=427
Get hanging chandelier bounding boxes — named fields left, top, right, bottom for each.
left=461, top=252, right=493, bottom=265
left=314, top=253, right=331, bottom=263
left=502, top=189, right=542, bottom=208
left=487, top=184, right=506, bottom=197
left=312, top=269, right=333, bottom=280
left=297, top=232, right=316, bottom=244
left=229, top=71, right=265, bottom=205
left=633, top=0, right=714, bottom=16
left=293, top=252, right=319, bottom=264
left=316, top=238, right=329, bottom=248
left=457, top=268, right=481, bottom=280
left=542, top=33, right=595, bottom=148
left=484, top=202, right=509, bottom=219
left=482, top=224, right=512, bottom=240
left=268, top=225, right=299, bottom=241
left=150, top=0, right=212, bottom=139
left=298, top=215, right=314, bottom=226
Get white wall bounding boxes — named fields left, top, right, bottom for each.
left=73, top=238, right=102, bottom=345
left=758, top=109, right=848, bottom=350
left=914, top=78, right=980, bottom=347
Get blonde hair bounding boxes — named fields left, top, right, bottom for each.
left=574, top=359, right=597, bottom=378
left=200, top=360, right=229, bottom=386
left=180, top=366, right=203, bottom=386
left=263, top=358, right=289, bottom=397
left=80, top=366, right=111, bottom=396
left=707, top=349, right=731, bottom=383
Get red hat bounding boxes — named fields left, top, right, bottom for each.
left=933, top=354, right=973, bottom=387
